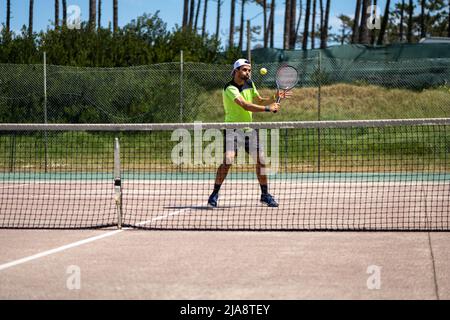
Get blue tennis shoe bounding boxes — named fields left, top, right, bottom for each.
left=260, top=193, right=279, bottom=207
left=207, top=192, right=219, bottom=208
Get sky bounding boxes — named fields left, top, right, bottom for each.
left=0, top=0, right=391, bottom=49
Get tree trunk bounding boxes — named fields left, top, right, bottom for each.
left=98, top=0, right=102, bottom=30
left=448, top=0, right=450, bottom=37
left=420, top=0, right=426, bottom=38
left=29, top=0, right=34, bottom=36
left=62, top=0, right=67, bottom=27
left=319, top=0, right=323, bottom=40
left=202, top=0, right=208, bottom=38
left=270, top=0, right=275, bottom=48
left=89, top=0, right=96, bottom=29
left=320, top=0, right=330, bottom=48
left=407, top=0, right=413, bottom=43
left=302, top=0, right=311, bottom=50
left=352, top=0, right=362, bottom=43
left=377, top=0, right=390, bottom=45
left=229, top=0, right=236, bottom=48
left=399, top=0, right=405, bottom=41
left=55, top=0, right=59, bottom=29
left=194, top=0, right=202, bottom=31
left=295, top=0, right=303, bottom=44
left=311, top=0, right=316, bottom=49
left=267, top=5, right=273, bottom=48
left=284, top=0, right=291, bottom=49
left=216, top=0, right=221, bottom=41
left=113, top=0, right=118, bottom=33
left=239, top=0, right=245, bottom=50
left=263, top=0, right=268, bottom=48
left=359, top=0, right=370, bottom=44
left=6, top=0, right=10, bottom=33
left=183, top=0, right=189, bottom=29
left=189, top=0, right=195, bottom=30
left=289, top=0, right=297, bottom=49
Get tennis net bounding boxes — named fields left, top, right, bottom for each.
left=0, top=119, right=449, bottom=231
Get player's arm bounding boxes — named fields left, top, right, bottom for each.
left=254, top=95, right=276, bottom=105
left=234, top=97, right=279, bottom=113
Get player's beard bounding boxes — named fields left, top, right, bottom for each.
left=240, top=74, right=250, bottom=81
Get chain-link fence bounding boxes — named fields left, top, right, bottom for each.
left=1, top=54, right=449, bottom=124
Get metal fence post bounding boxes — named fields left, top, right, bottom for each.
left=43, top=52, right=48, bottom=173
left=180, top=50, right=184, bottom=123
left=9, top=131, right=15, bottom=173
left=317, top=50, right=322, bottom=173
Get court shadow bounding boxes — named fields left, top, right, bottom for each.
left=163, top=206, right=211, bottom=211
left=164, top=205, right=247, bottom=210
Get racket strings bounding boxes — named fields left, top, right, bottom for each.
left=276, top=67, right=299, bottom=90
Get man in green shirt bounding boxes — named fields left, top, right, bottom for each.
left=207, top=59, right=291, bottom=208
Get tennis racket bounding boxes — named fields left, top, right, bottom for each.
left=275, top=65, right=299, bottom=104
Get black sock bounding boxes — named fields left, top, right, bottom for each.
left=213, top=184, right=221, bottom=194
left=260, top=184, right=268, bottom=195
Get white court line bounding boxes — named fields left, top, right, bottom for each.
left=137, top=204, right=203, bottom=225
left=0, top=203, right=203, bottom=272
left=0, top=229, right=124, bottom=271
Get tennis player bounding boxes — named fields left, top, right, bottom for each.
left=207, top=58, right=292, bottom=208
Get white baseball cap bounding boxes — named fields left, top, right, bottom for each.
left=231, top=58, right=251, bottom=76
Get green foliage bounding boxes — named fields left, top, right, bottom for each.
left=166, top=27, right=221, bottom=63
left=216, top=46, right=245, bottom=64
left=330, top=14, right=353, bottom=45
left=0, top=12, right=226, bottom=67
left=0, top=12, right=235, bottom=124
left=0, top=27, right=39, bottom=64
left=0, top=62, right=44, bottom=123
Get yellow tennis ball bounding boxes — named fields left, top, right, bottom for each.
left=260, top=68, right=267, bottom=75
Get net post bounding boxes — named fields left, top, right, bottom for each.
left=114, top=137, right=123, bottom=229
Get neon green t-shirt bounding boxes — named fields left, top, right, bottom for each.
left=223, top=80, right=259, bottom=123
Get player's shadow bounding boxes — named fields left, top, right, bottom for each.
left=164, top=205, right=247, bottom=210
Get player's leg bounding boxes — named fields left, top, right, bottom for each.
left=246, top=130, right=279, bottom=207
left=207, top=151, right=235, bottom=208
left=207, top=131, right=237, bottom=208
left=214, top=151, right=235, bottom=186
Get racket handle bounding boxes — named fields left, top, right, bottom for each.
left=274, top=96, right=281, bottom=113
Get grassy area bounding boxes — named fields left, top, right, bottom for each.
left=1, top=125, right=449, bottom=173
left=195, top=83, right=450, bottom=122
left=1, top=83, right=449, bottom=173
